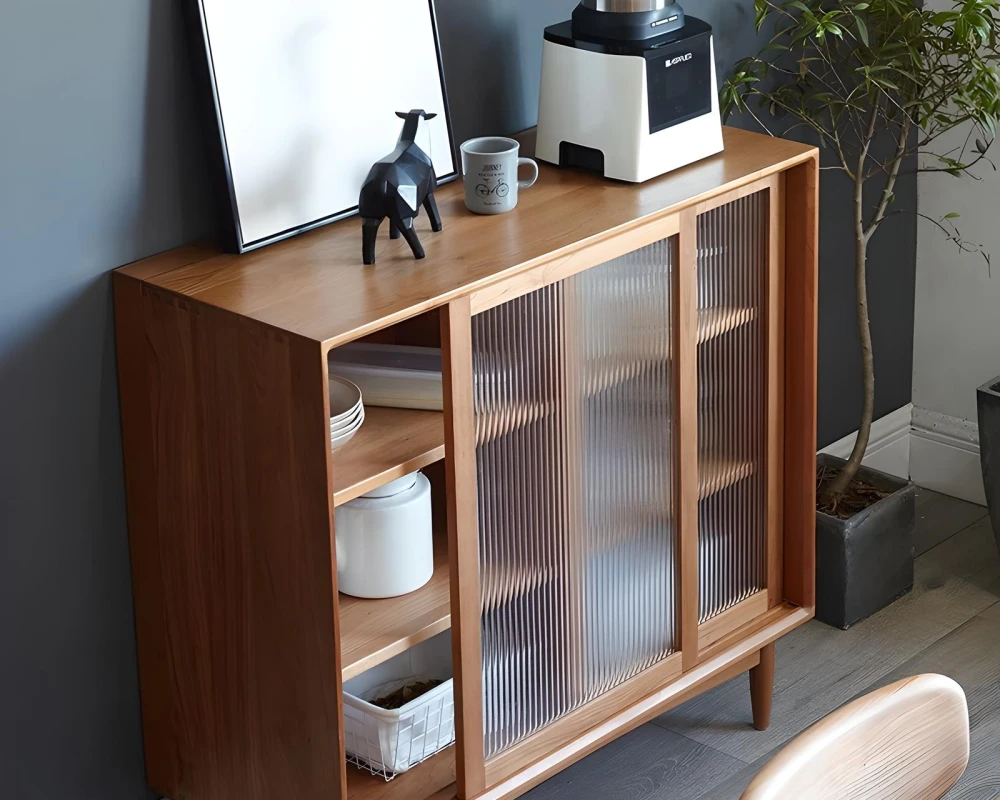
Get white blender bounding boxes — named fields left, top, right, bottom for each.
left=536, top=0, right=724, bottom=182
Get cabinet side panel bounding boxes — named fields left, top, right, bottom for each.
left=115, top=277, right=344, bottom=800
left=114, top=274, right=175, bottom=794
left=782, top=159, right=819, bottom=609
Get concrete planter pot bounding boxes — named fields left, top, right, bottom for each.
left=977, top=377, right=1000, bottom=557
left=815, top=454, right=917, bottom=629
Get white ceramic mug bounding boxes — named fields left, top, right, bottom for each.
left=460, top=136, right=539, bottom=215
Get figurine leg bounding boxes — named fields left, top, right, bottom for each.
left=362, top=217, right=382, bottom=265
left=389, top=219, right=400, bottom=239
left=423, top=193, right=442, bottom=232
left=395, top=216, right=425, bottom=260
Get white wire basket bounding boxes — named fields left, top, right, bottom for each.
left=343, top=631, right=455, bottom=779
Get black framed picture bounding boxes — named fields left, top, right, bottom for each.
left=189, top=0, right=457, bottom=253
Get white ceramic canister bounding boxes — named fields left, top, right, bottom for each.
left=335, top=471, right=434, bottom=598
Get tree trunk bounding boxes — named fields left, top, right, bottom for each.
left=825, top=229, right=875, bottom=500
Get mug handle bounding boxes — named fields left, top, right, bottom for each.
left=518, top=157, right=539, bottom=189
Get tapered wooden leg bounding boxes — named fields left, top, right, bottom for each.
left=749, top=642, right=775, bottom=731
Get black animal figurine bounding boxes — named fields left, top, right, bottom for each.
left=359, top=109, right=443, bottom=265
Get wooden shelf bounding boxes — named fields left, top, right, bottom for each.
left=699, top=456, right=756, bottom=500
left=333, top=407, right=445, bottom=507
left=346, top=748, right=456, bottom=800
left=339, top=539, right=451, bottom=682
left=697, top=306, right=757, bottom=344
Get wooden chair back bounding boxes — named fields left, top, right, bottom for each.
left=740, top=674, right=969, bottom=800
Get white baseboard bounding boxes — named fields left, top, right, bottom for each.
left=819, top=403, right=912, bottom=481
left=818, top=403, right=987, bottom=505
left=909, top=407, right=986, bottom=506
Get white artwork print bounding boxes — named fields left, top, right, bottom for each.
left=200, top=0, right=455, bottom=247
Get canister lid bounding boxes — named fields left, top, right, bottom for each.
left=361, top=471, right=419, bottom=499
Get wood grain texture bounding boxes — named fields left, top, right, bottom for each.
left=469, top=213, right=680, bottom=313
left=113, top=274, right=345, bottom=800
left=677, top=207, right=700, bottom=670
left=766, top=176, right=785, bottom=609
left=781, top=157, right=818, bottom=609
left=477, top=608, right=810, bottom=800
left=117, top=128, right=815, bottom=349
left=346, top=749, right=456, bottom=800
left=441, top=298, right=486, bottom=798
left=699, top=590, right=769, bottom=652
left=339, top=535, right=450, bottom=682
left=484, top=655, right=684, bottom=786
left=656, top=553, right=997, bottom=764
left=749, top=643, right=775, bottom=732
left=332, top=407, right=445, bottom=507
left=740, top=674, right=970, bottom=800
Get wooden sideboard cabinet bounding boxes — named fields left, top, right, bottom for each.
left=114, top=127, right=818, bottom=800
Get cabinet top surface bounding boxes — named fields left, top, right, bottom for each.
left=118, top=127, right=815, bottom=347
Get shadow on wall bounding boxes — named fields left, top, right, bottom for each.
left=0, top=0, right=213, bottom=797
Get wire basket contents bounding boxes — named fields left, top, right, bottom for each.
left=342, top=630, right=455, bottom=780
left=344, top=677, right=455, bottom=778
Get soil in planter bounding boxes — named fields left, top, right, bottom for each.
left=371, top=679, right=443, bottom=710
left=816, top=464, right=893, bottom=520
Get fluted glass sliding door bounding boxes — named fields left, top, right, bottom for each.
left=472, top=238, right=678, bottom=759
left=696, top=191, right=770, bottom=623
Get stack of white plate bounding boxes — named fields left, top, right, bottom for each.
left=330, top=376, right=364, bottom=450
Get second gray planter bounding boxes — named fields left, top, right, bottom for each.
left=977, top=376, right=1000, bottom=557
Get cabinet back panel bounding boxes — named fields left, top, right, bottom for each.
left=472, top=238, right=678, bottom=759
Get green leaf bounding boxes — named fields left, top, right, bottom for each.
left=855, top=15, right=869, bottom=45
left=944, top=212, right=961, bottom=218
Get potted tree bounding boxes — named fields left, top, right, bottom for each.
left=724, top=0, right=1000, bottom=627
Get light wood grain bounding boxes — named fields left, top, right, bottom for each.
left=782, top=158, right=818, bottom=609
left=766, top=177, right=785, bottom=609
left=677, top=207, right=700, bottom=671
left=694, top=177, right=777, bottom=215
left=470, top=213, right=680, bottom=313
left=346, top=748, right=456, bottom=800
left=441, top=298, right=486, bottom=799
left=740, top=674, right=969, bottom=800
left=478, top=607, right=810, bottom=800
left=699, top=590, right=770, bottom=652
left=114, top=275, right=345, bottom=800
left=332, top=407, right=445, bottom=507
left=339, top=537, right=450, bottom=682
left=485, top=655, right=684, bottom=786
left=117, top=128, right=815, bottom=349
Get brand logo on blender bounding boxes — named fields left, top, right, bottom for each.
left=665, top=53, right=693, bottom=68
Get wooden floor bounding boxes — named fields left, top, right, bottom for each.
left=523, top=489, right=1000, bottom=800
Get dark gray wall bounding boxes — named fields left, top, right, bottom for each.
left=0, top=1, right=211, bottom=798
left=0, top=1, right=912, bottom=798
